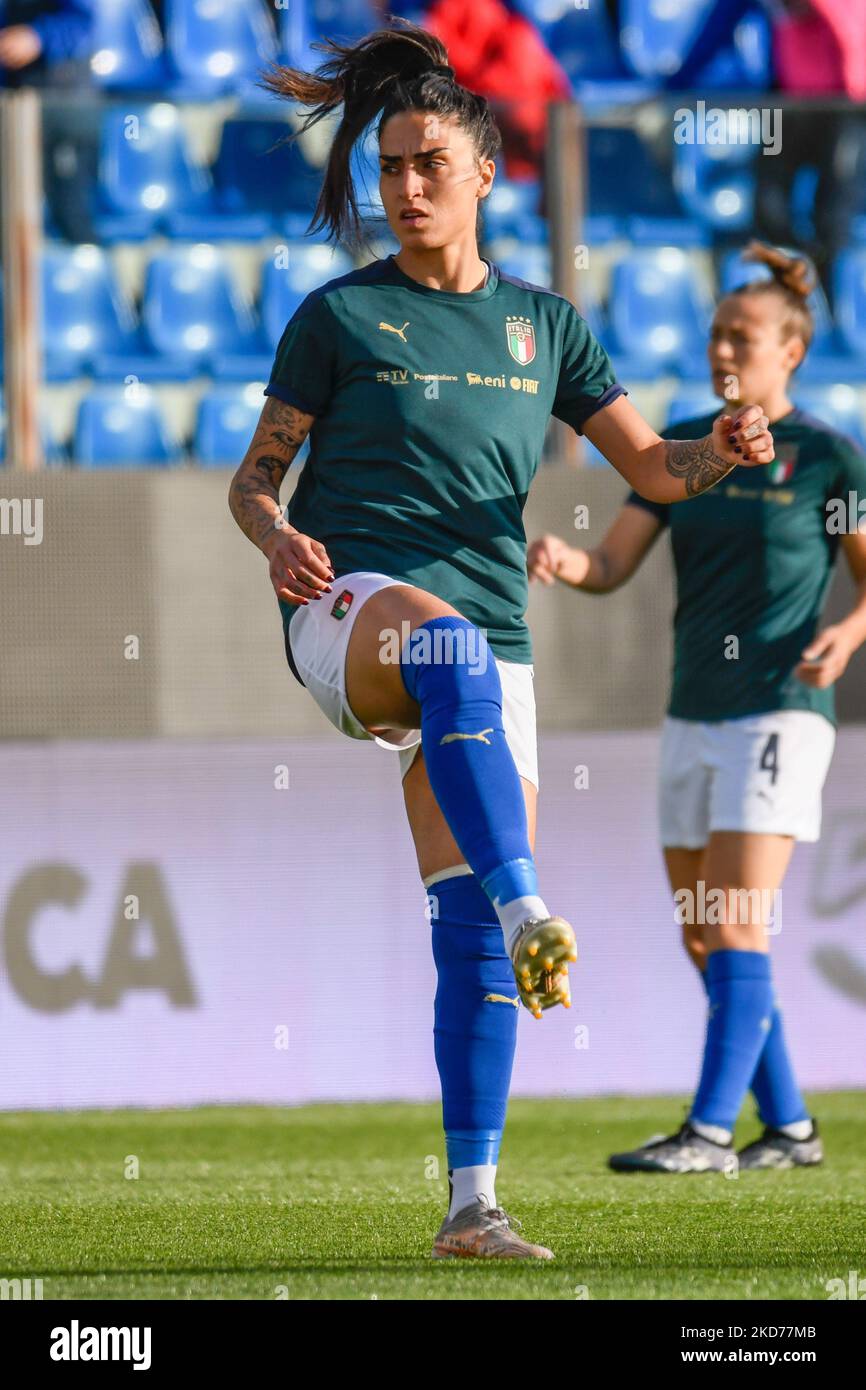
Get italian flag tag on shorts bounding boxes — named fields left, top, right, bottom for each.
left=331, top=589, right=354, bottom=620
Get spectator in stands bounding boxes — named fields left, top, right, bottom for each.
left=384, top=0, right=571, bottom=180
left=751, top=0, right=866, bottom=283
left=0, top=0, right=93, bottom=86
left=772, top=0, right=866, bottom=102
left=0, top=2, right=96, bottom=248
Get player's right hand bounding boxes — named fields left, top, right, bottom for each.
left=528, top=533, right=570, bottom=585
left=263, top=526, right=335, bottom=605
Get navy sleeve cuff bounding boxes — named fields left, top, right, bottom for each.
left=263, top=382, right=321, bottom=416
left=625, top=491, right=670, bottom=527
left=575, top=382, right=627, bottom=435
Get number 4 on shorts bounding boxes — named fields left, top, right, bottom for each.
left=760, top=732, right=780, bottom=785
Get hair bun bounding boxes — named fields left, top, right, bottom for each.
left=742, top=240, right=814, bottom=300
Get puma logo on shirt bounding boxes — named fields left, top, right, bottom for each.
left=379, top=320, right=410, bottom=342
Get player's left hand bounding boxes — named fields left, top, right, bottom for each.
left=795, top=625, right=854, bottom=688
left=0, top=25, right=43, bottom=69
left=711, top=405, right=774, bottom=469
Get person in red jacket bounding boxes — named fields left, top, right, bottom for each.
left=385, top=0, right=572, bottom=180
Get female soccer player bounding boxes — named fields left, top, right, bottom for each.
left=228, top=22, right=773, bottom=1256
left=529, top=243, right=866, bottom=1174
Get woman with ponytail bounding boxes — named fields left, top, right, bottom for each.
left=228, top=21, right=774, bottom=1256
left=529, top=242, right=866, bottom=1176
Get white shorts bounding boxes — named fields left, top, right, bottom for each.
left=659, top=710, right=836, bottom=849
left=286, top=570, right=539, bottom=788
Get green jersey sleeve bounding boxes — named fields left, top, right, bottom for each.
left=264, top=292, right=337, bottom=417
left=551, top=303, right=625, bottom=435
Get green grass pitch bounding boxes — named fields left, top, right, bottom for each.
left=2, top=1093, right=864, bottom=1300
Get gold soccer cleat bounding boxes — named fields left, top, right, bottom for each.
left=510, top=916, right=577, bottom=1019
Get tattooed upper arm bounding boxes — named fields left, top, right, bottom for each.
left=663, top=437, right=734, bottom=498
left=244, top=397, right=315, bottom=484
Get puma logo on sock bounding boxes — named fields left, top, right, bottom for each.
left=440, top=728, right=494, bottom=746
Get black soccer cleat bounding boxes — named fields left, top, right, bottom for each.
left=608, top=1121, right=733, bottom=1173
left=737, top=1119, right=823, bottom=1170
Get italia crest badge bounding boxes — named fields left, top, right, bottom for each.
left=506, top=315, right=536, bottom=365
left=767, top=447, right=797, bottom=485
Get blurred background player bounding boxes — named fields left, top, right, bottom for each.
left=528, top=242, right=866, bottom=1173
left=228, top=21, right=772, bottom=1253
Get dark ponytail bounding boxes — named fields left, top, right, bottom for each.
left=257, top=18, right=502, bottom=248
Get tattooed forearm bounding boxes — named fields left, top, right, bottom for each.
left=228, top=399, right=314, bottom=551
left=664, top=436, right=734, bottom=498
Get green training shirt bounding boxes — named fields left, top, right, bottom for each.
left=627, top=407, right=866, bottom=725
left=265, top=254, right=623, bottom=665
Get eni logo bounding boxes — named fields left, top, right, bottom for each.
left=379, top=321, right=410, bottom=342
left=440, top=728, right=494, bottom=746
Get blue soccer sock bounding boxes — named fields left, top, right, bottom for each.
left=697, top=968, right=809, bottom=1129
left=691, top=949, right=774, bottom=1136
left=430, top=872, right=519, bottom=1218
left=401, top=617, right=547, bottom=950
left=748, top=1000, right=810, bottom=1129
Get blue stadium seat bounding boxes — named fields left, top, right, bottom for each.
left=164, top=0, right=279, bottom=101
left=41, top=245, right=144, bottom=382
left=621, top=0, right=718, bottom=78
left=792, top=384, right=866, bottom=450
left=170, top=116, right=320, bottom=240
left=73, top=386, right=184, bottom=468
left=281, top=0, right=378, bottom=66
left=496, top=245, right=551, bottom=290
left=521, top=0, right=654, bottom=105
left=94, top=245, right=265, bottom=380
left=608, top=249, right=712, bottom=377
left=673, top=118, right=757, bottom=233
left=257, top=244, right=355, bottom=357
left=691, top=7, right=771, bottom=90
left=620, top=0, right=770, bottom=90
left=194, top=385, right=267, bottom=467
left=533, top=0, right=626, bottom=83
left=666, top=389, right=723, bottom=426
left=587, top=127, right=684, bottom=238
left=834, top=249, right=866, bottom=360
left=148, top=246, right=264, bottom=373
left=91, top=104, right=214, bottom=242
left=628, top=217, right=709, bottom=247
left=481, top=180, right=546, bottom=244
left=90, top=0, right=169, bottom=91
